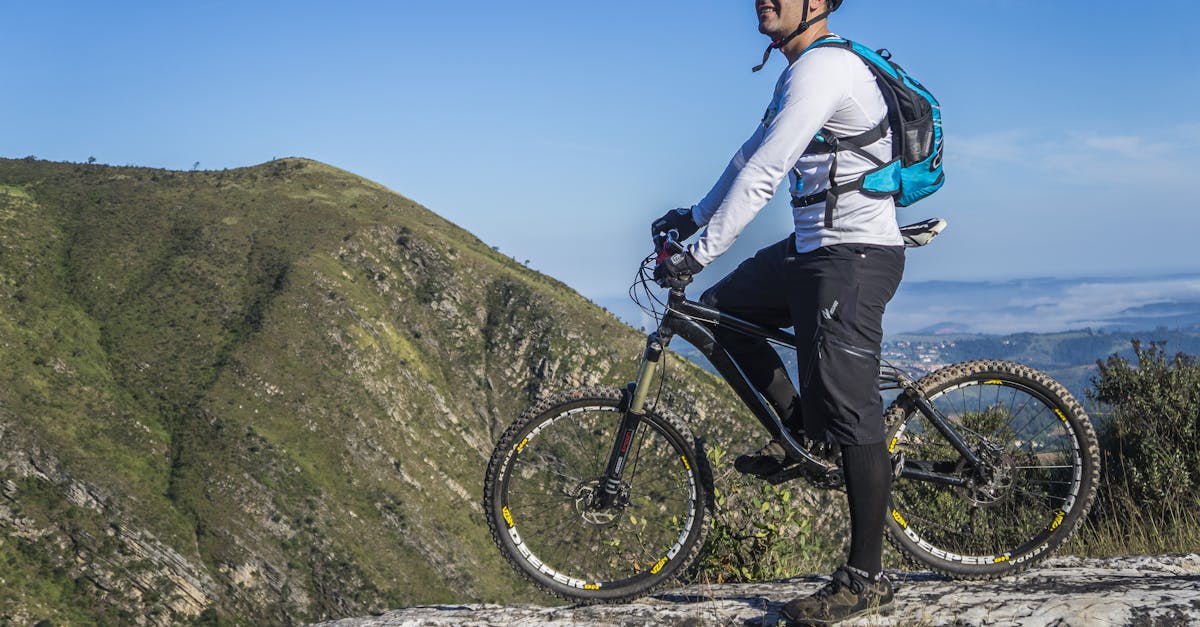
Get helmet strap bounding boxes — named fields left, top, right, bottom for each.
left=751, top=4, right=832, bottom=72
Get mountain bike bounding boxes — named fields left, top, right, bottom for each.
left=482, top=218, right=1099, bottom=603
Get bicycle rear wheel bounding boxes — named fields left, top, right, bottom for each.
left=884, top=360, right=1098, bottom=578
left=483, top=387, right=711, bottom=603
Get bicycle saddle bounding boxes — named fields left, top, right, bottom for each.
left=899, top=217, right=947, bottom=248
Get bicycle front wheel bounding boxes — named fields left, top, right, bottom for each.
left=483, top=387, right=712, bottom=603
left=884, top=360, right=1099, bottom=578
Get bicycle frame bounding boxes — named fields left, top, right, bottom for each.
left=595, top=285, right=986, bottom=506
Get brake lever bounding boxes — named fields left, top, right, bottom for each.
left=653, top=229, right=685, bottom=265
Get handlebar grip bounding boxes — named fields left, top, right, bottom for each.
left=653, top=230, right=684, bottom=265
left=655, top=243, right=685, bottom=265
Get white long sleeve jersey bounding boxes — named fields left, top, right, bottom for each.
left=689, top=41, right=904, bottom=266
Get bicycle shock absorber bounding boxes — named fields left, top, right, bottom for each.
left=595, top=334, right=665, bottom=507
left=627, top=334, right=664, bottom=416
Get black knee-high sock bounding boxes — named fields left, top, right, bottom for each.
left=841, top=441, right=890, bottom=577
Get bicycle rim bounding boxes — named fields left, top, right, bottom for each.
left=487, top=391, right=706, bottom=601
left=886, top=361, right=1097, bottom=576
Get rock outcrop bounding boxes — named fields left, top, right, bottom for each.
left=314, top=555, right=1200, bottom=626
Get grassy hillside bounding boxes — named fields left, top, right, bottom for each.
left=0, top=157, right=770, bottom=624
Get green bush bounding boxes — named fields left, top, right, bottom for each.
left=689, top=445, right=834, bottom=583
left=1091, top=340, right=1200, bottom=507
left=1072, top=340, right=1200, bottom=555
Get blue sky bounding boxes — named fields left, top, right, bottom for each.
left=5, top=1, right=1200, bottom=316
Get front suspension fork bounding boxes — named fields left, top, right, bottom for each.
left=594, top=333, right=665, bottom=508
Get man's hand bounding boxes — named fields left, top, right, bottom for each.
left=654, top=250, right=704, bottom=289
left=651, top=207, right=700, bottom=242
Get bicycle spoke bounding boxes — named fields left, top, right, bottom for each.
left=505, top=495, right=573, bottom=510
left=1010, top=486, right=1066, bottom=508
left=1007, top=394, right=1043, bottom=437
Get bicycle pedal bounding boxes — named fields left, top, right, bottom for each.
left=764, top=463, right=840, bottom=486
left=764, top=465, right=810, bottom=485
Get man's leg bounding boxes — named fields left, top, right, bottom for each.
left=782, top=244, right=904, bottom=624
left=699, top=238, right=804, bottom=475
left=699, top=237, right=800, bottom=432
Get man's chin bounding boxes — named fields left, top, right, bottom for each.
left=757, top=19, right=786, bottom=39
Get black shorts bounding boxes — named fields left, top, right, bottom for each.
left=700, top=237, right=904, bottom=446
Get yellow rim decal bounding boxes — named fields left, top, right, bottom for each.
left=517, top=438, right=528, bottom=452
left=1051, top=510, right=1066, bottom=530
left=1055, top=409, right=1067, bottom=423
left=993, top=555, right=1010, bottom=563
left=650, top=557, right=669, bottom=574
left=888, top=437, right=897, bottom=453
left=892, top=509, right=907, bottom=528
left=584, top=584, right=600, bottom=590
left=982, top=379, right=1004, bottom=385
left=681, top=455, right=691, bottom=471
left=502, top=506, right=514, bottom=528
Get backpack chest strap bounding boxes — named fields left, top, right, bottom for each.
left=795, top=116, right=892, bottom=227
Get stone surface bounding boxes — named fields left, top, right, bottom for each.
left=312, top=555, right=1200, bottom=626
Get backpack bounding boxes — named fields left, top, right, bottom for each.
left=800, top=37, right=944, bottom=226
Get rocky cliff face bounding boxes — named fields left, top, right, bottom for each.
left=0, top=158, right=761, bottom=624
left=315, top=555, right=1200, bottom=626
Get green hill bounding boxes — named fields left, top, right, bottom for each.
left=0, top=157, right=756, bottom=624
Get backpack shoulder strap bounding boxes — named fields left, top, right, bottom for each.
left=802, top=37, right=891, bottom=158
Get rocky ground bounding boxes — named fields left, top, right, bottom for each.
left=313, top=555, right=1200, bottom=626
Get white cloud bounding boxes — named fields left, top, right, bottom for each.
left=951, top=123, right=1200, bottom=189
left=887, top=275, right=1200, bottom=335
left=1077, top=134, right=1170, bottom=159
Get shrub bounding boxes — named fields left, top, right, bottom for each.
left=690, top=445, right=834, bottom=583
left=1070, top=339, right=1200, bottom=556
left=1090, top=340, right=1200, bottom=507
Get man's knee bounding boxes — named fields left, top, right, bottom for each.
left=801, top=334, right=886, bottom=446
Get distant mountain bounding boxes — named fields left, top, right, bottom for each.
left=0, top=158, right=755, bottom=624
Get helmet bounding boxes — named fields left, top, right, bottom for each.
left=829, top=0, right=844, bottom=10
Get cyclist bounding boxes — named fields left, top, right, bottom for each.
left=652, top=0, right=903, bottom=623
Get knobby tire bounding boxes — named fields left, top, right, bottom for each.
left=883, top=360, right=1099, bottom=578
left=483, top=387, right=713, bottom=603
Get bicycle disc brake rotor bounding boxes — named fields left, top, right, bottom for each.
left=573, top=478, right=630, bottom=526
